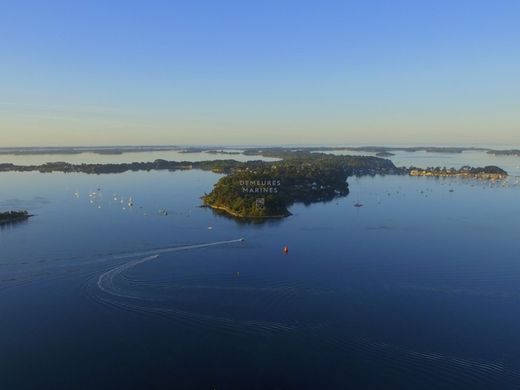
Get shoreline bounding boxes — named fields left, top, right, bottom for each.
left=203, top=204, right=291, bottom=219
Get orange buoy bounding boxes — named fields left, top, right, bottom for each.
left=283, top=245, right=289, bottom=254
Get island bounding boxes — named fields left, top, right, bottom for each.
left=202, top=154, right=401, bottom=218
left=0, top=210, right=31, bottom=224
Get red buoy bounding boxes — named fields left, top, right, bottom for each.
left=283, top=246, right=289, bottom=254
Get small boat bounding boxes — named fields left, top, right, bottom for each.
left=239, top=238, right=245, bottom=242
left=283, top=246, right=289, bottom=254
left=354, top=203, right=363, bottom=208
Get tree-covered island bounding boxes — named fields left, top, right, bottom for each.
left=202, top=154, right=400, bottom=218
left=0, top=210, right=31, bottom=224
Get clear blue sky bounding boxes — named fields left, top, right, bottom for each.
left=1, top=0, right=519, bottom=146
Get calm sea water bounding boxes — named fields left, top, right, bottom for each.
left=1, top=153, right=520, bottom=389
left=0, top=150, right=279, bottom=165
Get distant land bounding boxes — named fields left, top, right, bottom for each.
left=0, top=210, right=31, bottom=224
left=409, top=166, right=507, bottom=180
left=1, top=145, right=520, bottom=156
left=0, top=148, right=507, bottom=219
left=0, top=151, right=405, bottom=176
left=487, top=149, right=520, bottom=157
left=0, top=146, right=180, bottom=155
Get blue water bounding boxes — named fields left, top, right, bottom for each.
left=1, top=168, right=520, bottom=389
left=0, top=149, right=279, bottom=165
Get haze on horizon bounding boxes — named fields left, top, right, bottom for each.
left=1, top=0, right=519, bottom=148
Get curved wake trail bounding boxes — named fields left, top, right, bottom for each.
left=94, top=237, right=296, bottom=334
left=97, top=254, right=160, bottom=298
left=97, top=238, right=244, bottom=299
left=93, top=237, right=297, bottom=335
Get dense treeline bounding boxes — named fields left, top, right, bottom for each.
left=0, top=160, right=249, bottom=175
left=0, top=153, right=401, bottom=176
left=0, top=210, right=30, bottom=224
left=409, top=165, right=507, bottom=179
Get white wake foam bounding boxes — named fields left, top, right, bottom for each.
left=97, top=238, right=244, bottom=298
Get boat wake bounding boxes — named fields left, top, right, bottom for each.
left=97, top=238, right=245, bottom=299
left=97, top=254, right=160, bottom=299
left=92, top=238, right=297, bottom=335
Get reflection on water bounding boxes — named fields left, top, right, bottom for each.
left=0, top=218, right=29, bottom=231
left=1, top=165, right=520, bottom=389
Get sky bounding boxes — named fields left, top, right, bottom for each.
left=1, top=0, right=519, bottom=147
